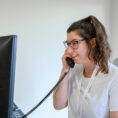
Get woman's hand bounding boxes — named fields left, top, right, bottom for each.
left=62, top=50, right=72, bottom=71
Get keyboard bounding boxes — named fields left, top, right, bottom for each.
left=12, top=103, right=27, bottom=118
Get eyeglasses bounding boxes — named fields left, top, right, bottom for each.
left=63, top=39, right=86, bottom=49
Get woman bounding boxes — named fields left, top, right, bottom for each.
left=53, top=15, right=118, bottom=118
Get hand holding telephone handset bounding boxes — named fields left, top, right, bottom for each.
left=22, top=57, right=75, bottom=118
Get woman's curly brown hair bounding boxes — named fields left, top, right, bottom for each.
left=67, top=15, right=111, bottom=74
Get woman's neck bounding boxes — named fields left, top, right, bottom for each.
left=83, top=62, right=96, bottom=78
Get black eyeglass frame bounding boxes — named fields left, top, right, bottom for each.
left=63, top=39, right=87, bottom=49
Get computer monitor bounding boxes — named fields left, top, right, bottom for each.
left=0, top=35, right=17, bottom=118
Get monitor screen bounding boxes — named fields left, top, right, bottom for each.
left=0, top=35, right=17, bottom=118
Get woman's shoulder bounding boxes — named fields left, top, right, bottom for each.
left=96, top=62, right=118, bottom=81
left=108, top=62, right=118, bottom=75
left=105, top=62, right=118, bottom=84
left=108, top=62, right=118, bottom=91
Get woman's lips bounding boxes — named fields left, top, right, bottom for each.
left=72, top=55, right=78, bottom=59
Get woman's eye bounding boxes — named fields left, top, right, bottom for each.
left=72, top=41, right=78, bottom=45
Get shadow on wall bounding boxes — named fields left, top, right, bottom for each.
left=113, top=58, right=118, bottom=66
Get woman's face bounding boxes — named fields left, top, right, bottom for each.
left=66, top=31, right=90, bottom=64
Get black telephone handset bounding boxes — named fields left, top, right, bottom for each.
left=66, top=57, right=75, bottom=68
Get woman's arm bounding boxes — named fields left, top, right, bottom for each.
left=53, top=68, right=69, bottom=110
left=53, top=50, right=71, bottom=110
left=110, top=111, right=118, bottom=118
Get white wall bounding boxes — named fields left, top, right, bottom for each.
left=0, top=0, right=112, bottom=118
left=110, top=0, right=118, bottom=62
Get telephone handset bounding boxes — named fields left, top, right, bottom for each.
left=66, top=57, right=75, bottom=68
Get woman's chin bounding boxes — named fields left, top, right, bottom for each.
left=74, top=58, right=83, bottom=64
left=73, top=59, right=80, bottom=64
left=75, top=61, right=81, bottom=64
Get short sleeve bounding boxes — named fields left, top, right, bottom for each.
left=109, top=72, right=118, bottom=111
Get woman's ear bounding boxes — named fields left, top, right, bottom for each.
left=90, top=38, right=96, bottom=48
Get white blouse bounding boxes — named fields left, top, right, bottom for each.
left=68, top=62, right=118, bottom=118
